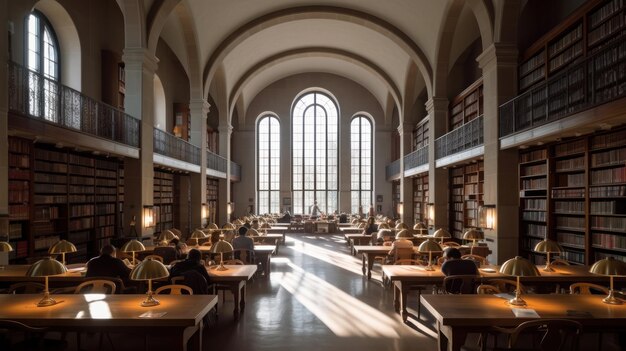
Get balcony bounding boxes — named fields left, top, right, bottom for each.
left=500, top=39, right=626, bottom=145
left=230, top=161, right=241, bottom=182
left=404, top=144, right=429, bottom=177
left=153, top=128, right=200, bottom=165
left=206, top=149, right=227, bottom=174
left=7, top=61, right=139, bottom=148
left=385, top=158, right=401, bottom=181
left=435, top=115, right=484, bottom=165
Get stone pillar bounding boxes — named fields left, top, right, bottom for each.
left=189, top=99, right=210, bottom=231
left=477, top=43, right=519, bottom=263
left=218, top=124, right=232, bottom=224
left=398, top=123, right=413, bottom=224
left=426, top=97, right=449, bottom=233
left=0, top=0, right=8, bottom=218
left=122, top=48, right=158, bottom=239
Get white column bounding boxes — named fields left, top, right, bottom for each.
left=189, top=99, right=210, bottom=230
left=218, top=124, right=232, bottom=223
left=426, top=97, right=449, bottom=233
left=398, top=123, right=413, bottom=223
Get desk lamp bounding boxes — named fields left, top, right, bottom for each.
left=418, top=238, right=443, bottom=271
left=433, top=228, right=451, bottom=244
left=212, top=236, right=233, bottom=271
left=121, top=239, right=146, bottom=265
left=157, top=229, right=178, bottom=246
left=589, top=257, right=626, bottom=305
left=395, top=222, right=408, bottom=231
left=26, top=257, right=68, bottom=307
left=533, top=239, right=563, bottom=272
left=191, top=229, right=207, bottom=247
left=463, top=228, right=484, bottom=255
left=499, top=256, right=540, bottom=306
left=0, top=241, right=13, bottom=253
left=48, top=240, right=77, bottom=265
left=130, top=257, right=169, bottom=307
left=413, top=222, right=428, bottom=236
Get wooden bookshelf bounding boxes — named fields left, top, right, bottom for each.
left=518, top=126, right=626, bottom=265
left=412, top=174, right=428, bottom=224
left=447, top=161, right=484, bottom=239
left=392, top=180, right=400, bottom=219
left=412, top=118, right=429, bottom=151
left=173, top=103, right=190, bottom=141
left=207, top=127, right=219, bottom=154
left=449, top=79, right=483, bottom=131
left=101, top=50, right=125, bottom=110
left=449, top=167, right=464, bottom=238
left=206, top=178, right=219, bottom=225
left=67, top=153, right=95, bottom=262
left=94, top=159, right=119, bottom=250
left=7, top=137, right=31, bottom=261
left=154, top=169, right=174, bottom=236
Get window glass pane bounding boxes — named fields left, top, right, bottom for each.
left=257, top=116, right=280, bottom=214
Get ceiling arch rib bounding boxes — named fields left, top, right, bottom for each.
left=228, top=48, right=402, bottom=122
left=202, top=6, right=433, bottom=99
left=147, top=0, right=182, bottom=55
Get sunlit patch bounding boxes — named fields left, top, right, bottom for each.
left=88, top=300, right=112, bottom=319
left=288, top=237, right=368, bottom=277
left=83, top=294, right=106, bottom=302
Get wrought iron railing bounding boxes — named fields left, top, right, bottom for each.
left=153, top=128, right=200, bottom=165
left=404, top=144, right=429, bottom=170
left=386, top=158, right=401, bottom=181
left=436, top=115, right=484, bottom=159
left=500, top=38, right=626, bottom=138
left=207, top=150, right=227, bottom=173
left=230, top=161, right=241, bottom=181
left=8, top=61, right=139, bottom=147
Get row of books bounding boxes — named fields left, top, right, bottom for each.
left=522, top=237, right=543, bottom=251
left=590, top=167, right=626, bottom=184
left=557, top=231, right=585, bottom=247
left=69, top=204, right=95, bottom=217
left=548, top=23, right=583, bottom=57
left=34, top=206, right=60, bottom=221
left=589, top=0, right=623, bottom=29
left=32, top=222, right=59, bottom=236
left=591, top=215, right=626, bottom=230
left=522, top=178, right=547, bottom=189
left=553, top=139, right=586, bottom=157
left=590, top=200, right=626, bottom=214
left=96, top=169, right=117, bottom=178
left=96, top=226, right=115, bottom=239
left=96, top=178, right=117, bottom=187
left=34, top=235, right=61, bottom=250
left=8, top=223, right=23, bottom=240
left=69, top=217, right=93, bottom=231
left=549, top=41, right=583, bottom=73
left=552, top=188, right=586, bottom=198
left=68, top=164, right=94, bottom=177
left=70, top=175, right=94, bottom=185
left=69, top=185, right=94, bottom=194
left=9, top=154, right=29, bottom=168
left=67, top=230, right=91, bottom=244
left=555, top=157, right=585, bottom=171
left=464, top=183, right=483, bottom=194
left=96, top=215, right=116, bottom=227
left=9, top=138, right=32, bottom=154
left=34, top=162, right=68, bottom=174
left=591, top=147, right=626, bottom=167
left=523, top=223, right=547, bottom=237
left=588, top=12, right=623, bottom=47
left=595, top=251, right=626, bottom=262
left=520, top=149, right=548, bottom=163
left=95, top=187, right=117, bottom=195
left=96, top=203, right=116, bottom=214
left=592, top=232, right=626, bottom=249
left=554, top=200, right=585, bottom=213
left=34, top=195, right=67, bottom=204
left=522, top=211, right=546, bottom=222
left=521, top=164, right=547, bottom=176
left=8, top=181, right=29, bottom=203
left=69, top=194, right=94, bottom=203
left=522, top=198, right=547, bottom=210
left=590, top=184, right=626, bottom=197
left=33, top=183, right=66, bottom=194
left=555, top=173, right=585, bottom=187
left=555, top=216, right=585, bottom=230
left=9, top=205, right=29, bottom=220
left=520, top=51, right=545, bottom=77
left=34, top=173, right=66, bottom=184
left=9, top=169, right=29, bottom=180
left=520, top=66, right=546, bottom=90
left=34, top=149, right=66, bottom=162
left=591, top=128, right=626, bottom=149
left=561, top=250, right=585, bottom=264
left=68, top=154, right=95, bottom=167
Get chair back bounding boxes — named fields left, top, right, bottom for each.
left=569, top=282, right=609, bottom=295
left=442, top=241, right=460, bottom=247
left=443, top=275, right=479, bottom=294
left=476, top=284, right=501, bottom=294
left=74, top=279, right=117, bottom=294
left=394, top=259, right=426, bottom=266
left=461, top=254, right=486, bottom=266
left=223, top=259, right=245, bottom=265
left=486, top=278, right=526, bottom=294
left=551, top=258, right=570, bottom=266
left=506, top=319, right=582, bottom=351
left=8, top=282, right=45, bottom=294
left=153, top=246, right=177, bottom=264
left=394, top=247, right=415, bottom=262
left=171, top=270, right=209, bottom=295
left=144, top=254, right=164, bottom=263
left=155, top=284, right=193, bottom=295
left=233, top=249, right=255, bottom=264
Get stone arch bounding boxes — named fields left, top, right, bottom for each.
left=153, top=74, right=166, bottom=130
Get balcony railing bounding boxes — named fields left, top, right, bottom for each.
left=8, top=61, right=139, bottom=147
left=153, top=128, right=200, bottom=165
left=207, top=150, right=227, bottom=173
left=500, top=38, right=626, bottom=138
left=404, top=144, right=429, bottom=170
left=386, top=158, right=401, bottom=181
left=230, top=161, right=241, bottom=181
left=436, top=115, right=484, bottom=159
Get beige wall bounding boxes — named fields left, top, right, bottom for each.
left=156, top=39, right=191, bottom=132
left=231, top=72, right=394, bottom=216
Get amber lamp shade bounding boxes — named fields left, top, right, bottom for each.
left=433, top=228, right=451, bottom=244
left=26, top=257, right=68, bottom=307
left=589, top=257, right=626, bottom=305
left=463, top=228, right=484, bottom=255
left=49, top=240, right=77, bottom=265
left=212, top=237, right=234, bottom=271
left=157, top=230, right=178, bottom=246
left=191, top=229, right=207, bottom=247
left=533, top=239, right=563, bottom=272
left=121, top=239, right=146, bottom=265
left=413, top=222, right=428, bottom=236
left=0, top=242, right=14, bottom=252
left=130, top=258, right=170, bottom=307
left=418, top=239, right=443, bottom=271
left=395, top=222, right=408, bottom=231
left=499, top=256, right=540, bottom=306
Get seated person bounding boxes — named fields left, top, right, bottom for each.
left=339, top=213, right=348, bottom=223
left=170, top=249, right=212, bottom=288
left=362, top=217, right=379, bottom=243
left=277, top=211, right=292, bottom=223
left=243, top=220, right=252, bottom=229
left=375, top=229, right=395, bottom=245
left=441, top=247, right=479, bottom=276
left=86, top=245, right=131, bottom=282
left=387, top=230, right=414, bottom=262
left=251, top=219, right=260, bottom=229
left=232, top=226, right=255, bottom=252
left=170, top=237, right=188, bottom=260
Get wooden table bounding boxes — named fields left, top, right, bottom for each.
left=254, top=245, right=276, bottom=277
left=0, top=294, right=217, bottom=351
left=266, top=228, right=287, bottom=245
left=339, top=227, right=364, bottom=235
left=344, top=234, right=371, bottom=254
left=421, top=294, right=626, bottom=351
left=207, top=265, right=257, bottom=321
left=250, top=233, right=283, bottom=254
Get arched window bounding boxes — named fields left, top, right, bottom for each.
left=258, top=116, right=280, bottom=214
left=26, top=11, right=59, bottom=122
left=292, top=92, right=338, bottom=214
left=351, top=116, right=373, bottom=213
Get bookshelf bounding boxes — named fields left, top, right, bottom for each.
left=207, top=127, right=219, bottom=154
left=412, top=174, right=428, bottom=224
left=448, top=161, right=484, bottom=239
left=154, top=169, right=174, bottom=236
left=449, top=167, right=464, bottom=238
left=94, top=159, right=119, bottom=250
left=67, top=154, right=95, bottom=262
left=412, top=118, right=429, bottom=151
left=7, top=137, right=31, bottom=261
left=207, top=177, right=219, bottom=225
left=449, top=79, right=483, bottom=131
left=173, top=103, right=191, bottom=141
left=118, top=166, right=125, bottom=236
left=392, top=180, right=400, bottom=219
left=101, top=50, right=125, bottom=110
left=518, top=126, right=626, bottom=265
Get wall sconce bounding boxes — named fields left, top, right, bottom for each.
left=397, top=202, right=403, bottom=217
left=143, top=206, right=156, bottom=229
left=426, top=203, right=435, bottom=227
left=479, top=205, right=496, bottom=230
left=227, top=202, right=234, bottom=217
left=201, top=203, right=209, bottom=221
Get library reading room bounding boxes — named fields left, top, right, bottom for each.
left=1, top=0, right=626, bottom=350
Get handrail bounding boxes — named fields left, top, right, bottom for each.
left=500, top=38, right=626, bottom=138
left=404, top=144, right=429, bottom=170
left=386, top=158, right=401, bottom=181
left=435, top=115, right=484, bottom=159
left=7, top=61, right=140, bottom=147
left=153, top=128, right=200, bottom=165
left=206, top=149, right=227, bottom=173
left=230, top=161, right=241, bottom=181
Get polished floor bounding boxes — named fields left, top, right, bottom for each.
left=204, top=233, right=439, bottom=351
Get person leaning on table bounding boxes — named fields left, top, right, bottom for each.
left=440, top=247, right=478, bottom=276
left=86, top=244, right=131, bottom=282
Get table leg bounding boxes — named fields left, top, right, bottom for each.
left=438, top=323, right=466, bottom=351
left=351, top=240, right=356, bottom=255
left=264, top=255, right=271, bottom=277
left=393, top=281, right=400, bottom=312
left=232, top=284, right=240, bottom=321
left=367, top=253, right=374, bottom=280
left=400, top=282, right=409, bottom=322
left=361, top=254, right=366, bottom=275
left=240, top=282, right=246, bottom=312
left=274, top=239, right=280, bottom=255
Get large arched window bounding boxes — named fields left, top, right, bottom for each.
left=26, top=11, right=59, bottom=122
left=351, top=116, right=372, bottom=213
left=258, top=115, right=280, bottom=214
left=292, top=92, right=338, bottom=214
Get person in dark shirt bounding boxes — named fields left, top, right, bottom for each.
left=169, top=249, right=212, bottom=287
left=362, top=217, right=379, bottom=244
left=85, top=245, right=131, bottom=282
left=232, top=226, right=255, bottom=251
left=441, top=247, right=479, bottom=276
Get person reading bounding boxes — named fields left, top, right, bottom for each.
left=86, top=245, right=131, bottom=282
left=440, top=247, right=478, bottom=276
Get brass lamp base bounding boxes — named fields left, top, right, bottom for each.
left=216, top=262, right=229, bottom=271
left=37, top=292, right=59, bottom=307
left=602, top=290, right=624, bottom=305
left=424, top=264, right=435, bottom=271
left=141, top=291, right=160, bottom=307
left=542, top=265, right=555, bottom=272
left=507, top=296, right=527, bottom=306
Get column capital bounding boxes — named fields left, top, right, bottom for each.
left=477, top=43, right=518, bottom=71
left=122, top=47, right=159, bottom=73
left=425, top=97, right=448, bottom=114
left=397, top=122, right=414, bottom=135
left=218, top=124, right=233, bottom=135
left=189, top=98, right=211, bottom=116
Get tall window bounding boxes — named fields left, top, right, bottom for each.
left=27, top=12, right=59, bottom=121
left=292, top=92, right=338, bottom=214
left=351, top=116, right=372, bottom=213
left=258, top=116, right=280, bottom=214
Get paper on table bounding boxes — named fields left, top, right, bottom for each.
left=139, top=311, right=167, bottom=318
left=494, top=293, right=515, bottom=300
left=67, top=267, right=85, bottom=273
left=511, top=308, right=540, bottom=318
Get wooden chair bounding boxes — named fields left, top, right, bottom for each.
left=461, top=254, right=487, bottom=266
left=493, top=319, right=582, bottom=351
left=74, top=280, right=117, bottom=294
left=393, top=259, right=430, bottom=319
left=223, top=259, right=245, bottom=265
left=232, top=249, right=255, bottom=264
left=8, top=282, right=46, bottom=294
left=155, top=284, right=193, bottom=295
left=0, top=320, right=68, bottom=351
left=394, top=259, right=427, bottom=266
left=144, top=254, right=164, bottom=263
left=437, top=256, right=446, bottom=266
left=485, top=278, right=526, bottom=294
left=443, top=275, right=480, bottom=294
left=569, top=282, right=609, bottom=295
left=550, top=258, right=570, bottom=266
left=442, top=241, right=461, bottom=247
left=476, top=284, right=501, bottom=295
